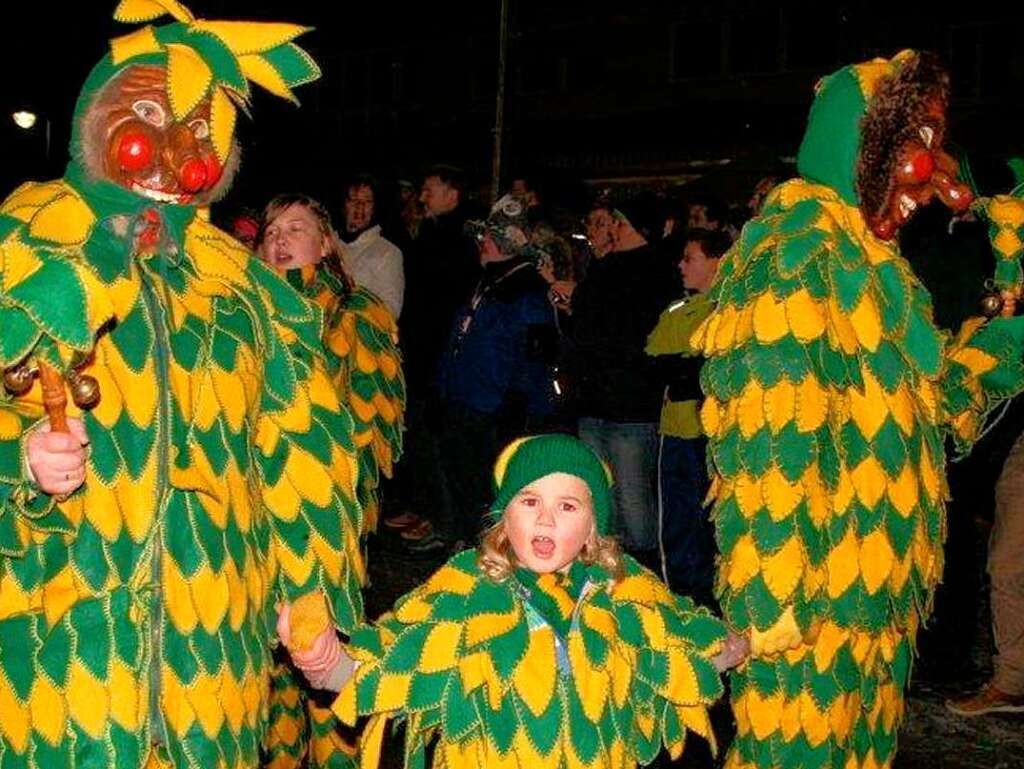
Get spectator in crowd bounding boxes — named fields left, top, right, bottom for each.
left=391, top=165, right=480, bottom=545
left=686, top=193, right=728, bottom=232
left=947, top=421, right=1024, bottom=716
left=550, top=194, right=677, bottom=566
left=416, top=194, right=558, bottom=553
left=339, top=174, right=405, bottom=319
left=646, top=228, right=731, bottom=607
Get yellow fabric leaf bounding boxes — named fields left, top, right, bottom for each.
left=185, top=672, right=225, bottom=737
left=275, top=539, right=316, bottom=587
left=833, top=465, right=855, bottom=516
left=889, top=552, right=912, bottom=594
left=1, top=233, right=43, bottom=292
left=193, top=21, right=310, bottom=55
left=422, top=563, right=477, bottom=597
left=849, top=293, right=882, bottom=352
left=29, top=192, right=96, bottom=245
left=209, top=87, right=237, bottom=166
left=952, top=346, right=999, bottom=377
left=826, top=526, right=860, bottom=598
left=737, top=379, right=766, bottom=438
left=726, top=534, right=761, bottom=590
left=714, top=303, right=739, bottom=352
left=29, top=674, right=67, bottom=746
left=664, top=653, right=700, bottom=705
left=569, top=633, right=609, bottom=722
left=780, top=697, right=802, bottom=742
left=799, top=691, right=831, bottom=747
left=812, top=621, right=848, bottom=673
left=458, top=651, right=502, bottom=710
left=162, top=553, right=198, bottom=634
left=110, top=25, right=163, bottom=65
left=988, top=195, right=1024, bottom=227
left=761, top=537, right=804, bottom=602
left=884, top=384, right=916, bottom=436
left=993, top=229, right=1023, bottom=260
left=67, top=662, right=110, bottom=738
left=1, top=180, right=66, bottom=221
left=763, top=380, right=795, bottom=433
left=465, top=608, right=521, bottom=648
left=418, top=622, right=463, bottom=674
left=801, top=465, right=829, bottom=526
left=0, top=678, right=30, bottom=753
left=239, top=54, right=297, bottom=103
left=763, top=466, right=803, bottom=521
left=752, top=291, right=788, bottom=344
left=860, top=532, right=892, bottom=597
left=166, top=44, right=213, bottom=121
left=374, top=673, right=412, bottom=711
left=284, top=446, right=334, bottom=508
left=700, top=396, right=721, bottom=437
left=918, top=444, right=942, bottom=504
left=114, top=0, right=194, bottom=23
left=826, top=296, right=859, bottom=354
left=795, top=375, right=828, bottom=432
left=191, top=563, right=230, bottom=634
left=886, top=464, right=919, bottom=517
left=220, top=669, right=245, bottom=735
left=851, top=456, right=886, bottom=510
left=849, top=369, right=888, bottom=440
left=785, top=288, right=826, bottom=341
left=513, top=628, right=557, bottom=717
left=744, top=687, right=784, bottom=740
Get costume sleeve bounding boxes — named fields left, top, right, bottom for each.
left=592, top=560, right=726, bottom=764
left=940, top=195, right=1024, bottom=449
left=0, top=187, right=113, bottom=557
left=247, top=260, right=366, bottom=635
left=321, top=286, right=405, bottom=534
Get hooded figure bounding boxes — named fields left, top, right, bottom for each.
left=0, top=3, right=364, bottom=768
left=694, top=50, right=1024, bottom=768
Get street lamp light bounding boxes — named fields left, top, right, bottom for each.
left=12, top=111, right=37, bottom=130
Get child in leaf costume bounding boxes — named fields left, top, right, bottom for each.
left=255, top=195, right=405, bottom=769
left=693, top=49, right=1024, bottom=769
left=279, top=433, right=747, bottom=769
left=0, top=3, right=365, bottom=768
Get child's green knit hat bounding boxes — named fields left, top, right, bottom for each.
left=490, top=434, right=614, bottom=534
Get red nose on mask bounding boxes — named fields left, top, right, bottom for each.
left=117, top=131, right=154, bottom=173
left=178, top=158, right=208, bottom=193
left=203, top=154, right=223, bottom=189
left=896, top=148, right=935, bottom=186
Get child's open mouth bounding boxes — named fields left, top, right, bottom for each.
left=531, top=536, right=555, bottom=559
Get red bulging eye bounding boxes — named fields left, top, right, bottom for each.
left=179, top=158, right=208, bottom=193
left=117, top=131, right=154, bottom=172
left=903, top=150, right=935, bottom=184
left=202, top=154, right=223, bottom=189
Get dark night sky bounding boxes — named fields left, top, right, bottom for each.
left=1, top=2, right=1022, bottom=208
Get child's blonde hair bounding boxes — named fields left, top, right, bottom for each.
left=477, top=515, right=625, bottom=584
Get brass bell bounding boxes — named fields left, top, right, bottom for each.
left=67, top=370, right=101, bottom=409
left=980, top=293, right=1005, bottom=318
left=3, top=364, right=35, bottom=395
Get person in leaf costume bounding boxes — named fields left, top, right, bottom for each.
left=279, top=433, right=749, bottom=769
left=254, top=195, right=405, bottom=769
left=0, top=3, right=366, bottom=768
left=693, top=49, right=1024, bottom=769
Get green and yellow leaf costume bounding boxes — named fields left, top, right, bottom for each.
left=0, top=4, right=365, bottom=768
left=694, top=52, right=1024, bottom=769
left=331, top=549, right=725, bottom=769
left=266, top=264, right=406, bottom=769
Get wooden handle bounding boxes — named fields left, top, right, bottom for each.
left=37, top=361, right=68, bottom=433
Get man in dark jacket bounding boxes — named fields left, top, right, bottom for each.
left=550, top=194, right=677, bottom=564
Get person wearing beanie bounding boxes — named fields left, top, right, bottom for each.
left=278, top=433, right=749, bottom=769
left=407, top=194, right=559, bottom=554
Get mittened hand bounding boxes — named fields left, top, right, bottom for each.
left=712, top=630, right=751, bottom=672
left=277, top=602, right=352, bottom=691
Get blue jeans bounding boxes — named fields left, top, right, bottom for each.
left=657, top=435, right=716, bottom=607
left=578, top=417, right=659, bottom=553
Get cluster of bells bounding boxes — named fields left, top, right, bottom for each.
left=2, top=358, right=101, bottom=409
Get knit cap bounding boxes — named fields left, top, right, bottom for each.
left=490, top=434, right=614, bottom=534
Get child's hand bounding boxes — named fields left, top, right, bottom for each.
left=712, top=630, right=750, bottom=672
left=277, top=602, right=355, bottom=691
